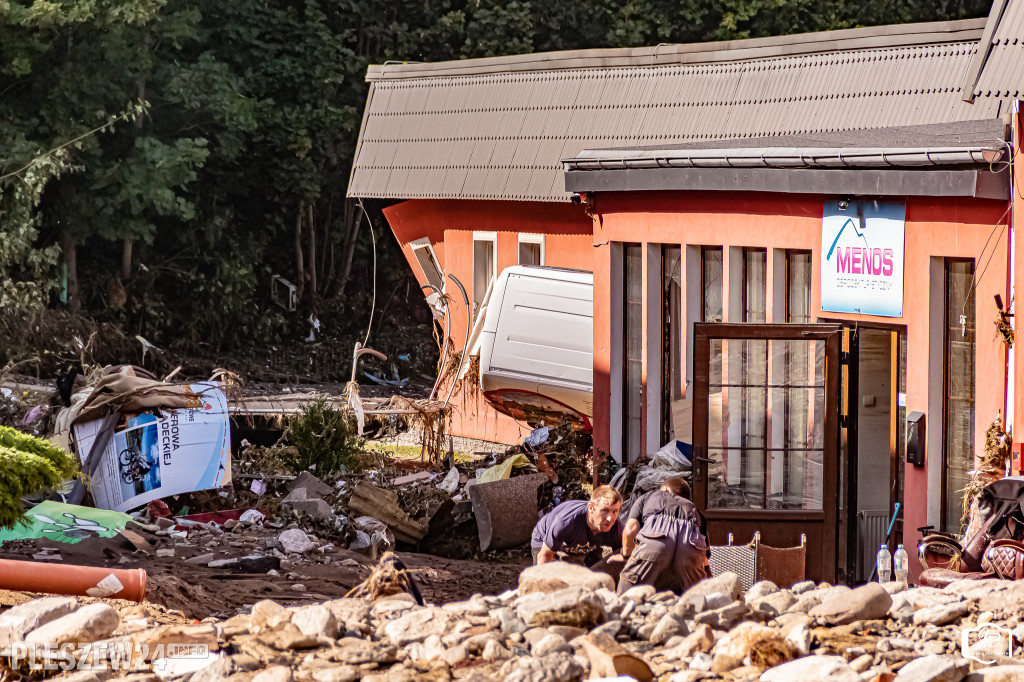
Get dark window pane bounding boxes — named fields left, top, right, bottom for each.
left=624, top=244, right=643, bottom=463
left=744, top=248, right=767, bottom=323
left=944, top=259, right=975, bottom=533
left=662, top=246, right=682, bottom=443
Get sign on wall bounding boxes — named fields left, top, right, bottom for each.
left=820, top=200, right=905, bottom=318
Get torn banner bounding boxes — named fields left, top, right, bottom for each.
left=0, top=500, right=131, bottom=545
left=73, top=382, right=231, bottom=513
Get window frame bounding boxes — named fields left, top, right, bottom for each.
left=472, top=231, right=498, bottom=319
left=409, top=237, right=445, bottom=293
left=518, top=233, right=545, bottom=266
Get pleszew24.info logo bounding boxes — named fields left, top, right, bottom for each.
left=962, top=623, right=1016, bottom=664
left=9, top=641, right=210, bottom=672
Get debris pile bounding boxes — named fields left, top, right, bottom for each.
left=6, top=560, right=1024, bottom=681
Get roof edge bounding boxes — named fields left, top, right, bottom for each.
left=366, top=18, right=986, bottom=81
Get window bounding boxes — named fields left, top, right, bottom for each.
left=473, top=232, right=497, bottom=318
left=661, top=246, right=682, bottom=444
left=623, top=243, right=643, bottom=463
left=518, top=233, right=545, bottom=266
left=702, top=247, right=724, bottom=388
left=409, top=237, right=444, bottom=292
left=743, top=247, right=767, bottom=323
left=738, top=248, right=768, bottom=505
left=781, top=250, right=822, bottom=509
left=943, top=259, right=975, bottom=533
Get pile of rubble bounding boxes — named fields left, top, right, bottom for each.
left=6, top=562, right=1024, bottom=682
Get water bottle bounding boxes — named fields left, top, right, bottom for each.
left=876, top=544, right=892, bottom=583
left=894, top=544, right=909, bottom=585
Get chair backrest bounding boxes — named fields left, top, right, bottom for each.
left=755, top=534, right=807, bottom=588
left=709, top=532, right=758, bottom=590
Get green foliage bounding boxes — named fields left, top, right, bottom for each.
left=285, top=400, right=363, bottom=476
left=0, top=426, right=78, bottom=529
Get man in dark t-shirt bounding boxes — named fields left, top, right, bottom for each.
left=531, top=486, right=624, bottom=566
left=617, top=477, right=711, bottom=595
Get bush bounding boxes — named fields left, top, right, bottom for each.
left=284, top=400, right=363, bottom=476
left=0, top=426, right=78, bottom=528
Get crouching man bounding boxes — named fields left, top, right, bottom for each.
left=531, top=486, right=626, bottom=580
left=617, top=477, right=711, bottom=595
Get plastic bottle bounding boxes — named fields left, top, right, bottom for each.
left=876, top=543, right=892, bottom=583
left=894, top=544, right=909, bottom=585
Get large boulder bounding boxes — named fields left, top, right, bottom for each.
left=809, top=582, right=892, bottom=625
left=710, top=621, right=775, bottom=672
left=24, top=604, right=119, bottom=647
left=682, top=573, right=743, bottom=602
left=0, top=597, right=78, bottom=647
left=383, top=607, right=454, bottom=647
left=516, top=587, right=606, bottom=629
left=760, top=655, right=860, bottom=682
left=893, top=654, right=969, bottom=682
left=518, top=562, right=615, bottom=594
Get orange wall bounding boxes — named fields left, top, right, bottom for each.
left=382, top=199, right=592, bottom=444
left=590, top=190, right=1011, bottom=573
left=1014, top=108, right=1023, bottom=475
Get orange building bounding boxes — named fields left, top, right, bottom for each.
left=350, top=7, right=1024, bottom=582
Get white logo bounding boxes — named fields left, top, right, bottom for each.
left=962, top=623, right=1015, bottom=664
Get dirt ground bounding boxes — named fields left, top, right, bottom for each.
left=0, top=529, right=528, bottom=620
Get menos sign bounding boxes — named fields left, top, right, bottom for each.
left=820, top=200, right=905, bottom=318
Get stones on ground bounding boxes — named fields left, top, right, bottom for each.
left=531, top=632, right=571, bottom=657
left=759, top=655, right=861, bottom=682
left=278, top=528, right=315, bottom=553
left=893, top=654, right=969, bottom=682
left=208, top=558, right=238, bottom=568
left=312, top=666, right=360, bottom=682
left=503, top=651, right=585, bottom=682
left=516, top=587, right=606, bottom=628
left=518, top=561, right=615, bottom=594
left=749, top=590, right=796, bottom=616
left=746, top=581, right=780, bottom=601
left=683, top=572, right=743, bottom=602
left=252, top=666, right=293, bottom=682
left=710, top=621, right=775, bottom=673
left=384, top=607, right=454, bottom=646
left=25, top=603, right=119, bottom=646
left=973, top=666, right=1024, bottom=682
left=912, top=601, right=970, bottom=626
left=650, top=613, right=688, bottom=644
left=809, top=582, right=892, bottom=625
left=282, top=487, right=334, bottom=519
left=291, top=605, right=339, bottom=639
left=695, top=600, right=750, bottom=630
left=621, top=584, right=657, bottom=604
left=186, top=552, right=216, bottom=564
left=0, top=596, right=78, bottom=646
left=289, top=471, right=334, bottom=497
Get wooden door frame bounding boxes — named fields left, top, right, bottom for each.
left=692, top=322, right=842, bottom=582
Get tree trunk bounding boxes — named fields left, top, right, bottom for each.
left=294, top=203, right=305, bottom=302
left=61, top=231, right=80, bottom=314
left=307, top=203, right=317, bottom=298
left=121, top=238, right=133, bottom=280
left=336, top=199, right=363, bottom=301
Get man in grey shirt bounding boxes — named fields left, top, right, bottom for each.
left=617, top=477, right=710, bottom=594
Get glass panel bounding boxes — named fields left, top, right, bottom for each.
left=519, top=241, right=541, bottom=266
left=944, top=259, right=975, bottom=533
left=744, top=248, right=767, bottom=323
left=413, top=245, right=444, bottom=290
left=624, top=244, right=643, bottom=462
left=787, top=251, right=812, bottom=324
left=702, top=247, right=723, bottom=323
left=662, top=246, right=682, bottom=443
left=473, top=239, right=494, bottom=317
left=708, top=337, right=825, bottom=511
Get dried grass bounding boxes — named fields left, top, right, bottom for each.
left=961, top=414, right=1012, bottom=531
left=346, top=551, right=422, bottom=601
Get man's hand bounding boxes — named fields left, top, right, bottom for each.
left=622, top=518, right=641, bottom=557
left=536, top=543, right=558, bottom=564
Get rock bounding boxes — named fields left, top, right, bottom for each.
left=481, top=639, right=511, bottom=661
left=973, top=666, right=1024, bottom=682
left=532, top=633, right=571, bottom=657
left=893, top=654, right=969, bottom=682
left=406, top=634, right=447, bottom=662
left=750, top=591, right=797, bottom=616
left=288, top=471, right=334, bottom=497
left=809, top=583, right=892, bottom=625
left=518, top=561, right=615, bottom=594
left=746, top=581, right=780, bottom=601
left=330, top=637, right=398, bottom=665
left=24, top=603, right=119, bottom=646
left=683, top=572, right=743, bottom=602
left=494, top=606, right=528, bottom=634
left=912, top=602, right=970, bottom=626
left=291, top=605, right=339, bottom=638
left=650, top=614, right=688, bottom=644
left=547, top=625, right=586, bottom=641
left=760, top=655, right=861, bottom=682
left=312, top=666, right=360, bottom=682
left=621, top=584, right=658, bottom=604
left=787, top=592, right=826, bottom=614
left=186, top=553, right=216, bottom=564
left=0, top=597, right=78, bottom=647
left=710, top=621, right=775, bottom=672
left=694, top=600, right=750, bottom=630
left=384, top=607, right=454, bottom=646
left=882, top=580, right=908, bottom=595
left=674, top=624, right=715, bottom=657
left=850, top=654, right=874, bottom=672
left=283, top=490, right=334, bottom=520
left=207, top=558, right=238, bottom=568
left=156, top=548, right=175, bottom=557
left=251, top=600, right=291, bottom=631
left=237, top=554, right=281, bottom=573
left=516, top=587, right=606, bottom=628
left=791, top=580, right=816, bottom=594
left=323, top=599, right=371, bottom=636
left=442, top=644, right=468, bottom=667
left=253, top=666, right=293, bottom=682
left=278, top=528, right=315, bottom=553
left=784, top=623, right=811, bottom=656
left=504, top=652, right=585, bottom=682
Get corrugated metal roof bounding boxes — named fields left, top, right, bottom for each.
left=349, top=18, right=1014, bottom=203
left=964, top=0, right=1024, bottom=99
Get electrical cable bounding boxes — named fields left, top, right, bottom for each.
left=357, top=199, right=377, bottom=347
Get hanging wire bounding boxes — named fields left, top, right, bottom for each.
left=357, top=199, right=378, bottom=347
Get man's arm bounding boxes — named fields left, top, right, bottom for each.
left=536, top=543, right=558, bottom=564
left=622, top=518, right=641, bottom=557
